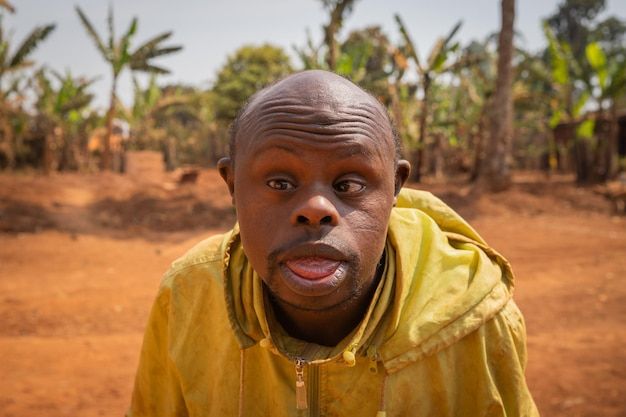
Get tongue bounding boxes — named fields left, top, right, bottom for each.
left=285, top=257, right=341, bottom=280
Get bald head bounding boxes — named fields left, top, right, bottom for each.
left=229, top=70, right=401, bottom=163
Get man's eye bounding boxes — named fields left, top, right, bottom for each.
left=334, top=180, right=365, bottom=194
left=267, top=179, right=295, bottom=191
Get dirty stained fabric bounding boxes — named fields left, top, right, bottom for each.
left=127, top=188, right=539, bottom=417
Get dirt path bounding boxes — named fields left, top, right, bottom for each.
left=0, top=171, right=624, bottom=416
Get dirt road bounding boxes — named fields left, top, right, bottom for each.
left=0, top=171, right=624, bottom=416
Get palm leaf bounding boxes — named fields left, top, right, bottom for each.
left=9, top=23, right=55, bottom=68
left=118, top=17, right=138, bottom=69
left=394, top=14, right=423, bottom=74
left=427, top=21, right=462, bottom=72
left=585, top=42, right=607, bottom=90
left=133, top=45, right=181, bottom=62
left=60, top=93, right=93, bottom=113
left=442, top=21, right=463, bottom=48
left=132, top=32, right=173, bottom=57
left=603, top=59, right=626, bottom=98
left=130, top=62, right=170, bottom=74
left=543, top=22, right=569, bottom=85
left=107, top=4, right=115, bottom=52
left=75, top=6, right=110, bottom=61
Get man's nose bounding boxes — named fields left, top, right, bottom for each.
left=290, top=194, right=339, bottom=227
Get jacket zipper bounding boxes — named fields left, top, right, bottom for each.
left=294, top=359, right=321, bottom=416
left=308, top=363, right=320, bottom=417
left=295, top=359, right=308, bottom=410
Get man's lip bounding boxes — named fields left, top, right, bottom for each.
left=285, top=257, right=341, bottom=280
left=275, top=242, right=349, bottom=296
left=277, top=242, right=347, bottom=263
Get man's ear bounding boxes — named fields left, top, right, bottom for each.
left=217, top=157, right=235, bottom=205
left=393, top=159, right=411, bottom=204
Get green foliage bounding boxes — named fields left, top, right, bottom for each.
left=75, top=5, right=182, bottom=169
left=75, top=6, right=181, bottom=78
left=212, top=44, right=292, bottom=122
left=337, top=26, right=393, bottom=101
left=0, top=15, right=55, bottom=82
left=585, top=42, right=607, bottom=89
left=576, top=118, right=595, bottom=139
left=544, top=22, right=570, bottom=85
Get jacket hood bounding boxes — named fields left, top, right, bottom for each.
left=221, top=188, right=514, bottom=373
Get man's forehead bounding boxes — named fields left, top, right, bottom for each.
left=235, top=70, right=394, bottom=152
left=251, top=70, right=377, bottom=109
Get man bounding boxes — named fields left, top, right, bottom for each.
left=128, top=70, right=538, bottom=416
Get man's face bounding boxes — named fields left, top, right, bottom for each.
left=220, top=72, right=408, bottom=313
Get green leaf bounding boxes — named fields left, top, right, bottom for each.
left=8, top=23, right=55, bottom=68
left=130, top=63, right=170, bottom=74
left=573, top=91, right=589, bottom=118
left=394, top=14, right=422, bottom=73
left=107, top=4, right=115, bottom=52
left=603, top=59, right=626, bottom=98
left=549, top=109, right=563, bottom=129
left=576, top=119, right=595, bottom=139
left=132, top=32, right=173, bottom=58
left=75, top=6, right=110, bottom=61
left=335, top=53, right=353, bottom=76
left=585, top=42, right=607, bottom=90
left=543, top=22, right=569, bottom=85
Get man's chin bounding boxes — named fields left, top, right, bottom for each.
left=264, top=277, right=362, bottom=314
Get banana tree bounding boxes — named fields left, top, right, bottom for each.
left=584, top=41, right=626, bottom=179
left=321, top=0, right=358, bottom=70
left=541, top=22, right=603, bottom=183
left=450, top=40, right=496, bottom=180
left=75, top=5, right=182, bottom=171
left=0, top=7, right=55, bottom=168
left=394, top=14, right=462, bottom=182
left=33, top=69, right=97, bottom=172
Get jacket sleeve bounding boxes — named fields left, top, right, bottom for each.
left=126, top=282, right=188, bottom=417
left=480, top=300, right=540, bottom=417
left=387, top=298, right=540, bottom=416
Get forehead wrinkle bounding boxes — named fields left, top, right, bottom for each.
left=240, top=104, right=391, bottom=145
left=234, top=73, right=396, bottom=162
left=250, top=135, right=381, bottom=162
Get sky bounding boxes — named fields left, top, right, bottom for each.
left=6, top=0, right=626, bottom=110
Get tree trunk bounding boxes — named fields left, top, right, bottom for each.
left=0, top=112, right=14, bottom=170
left=103, top=74, right=118, bottom=171
left=323, top=0, right=355, bottom=71
left=607, top=102, right=618, bottom=179
left=470, top=109, right=487, bottom=182
left=413, top=74, right=430, bottom=183
left=481, top=0, right=515, bottom=191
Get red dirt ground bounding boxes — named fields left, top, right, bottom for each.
left=0, top=170, right=624, bottom=417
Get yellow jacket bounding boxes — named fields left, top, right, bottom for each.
left=128, top=188, right=539, bottom=417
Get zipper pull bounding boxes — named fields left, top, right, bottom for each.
left=367, top=346, right=379, bottom=374
left=295, top=359, right=308, bottom=410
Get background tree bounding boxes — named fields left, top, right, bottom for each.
left=75, top=5, right=182, bottom=171
left=212, top=44, right=292, bottom=123
left=395, top=14, right=462, bottom=182
left=211, top=44, right=292, bottom=160
left=480, top=0, right=516, bottom=191
left=33, top=69, right=97, bottom=172
left=0, top=5, right=55, bottom=168
left=336, top=26, right=393, bottom=102
left=321, top=0, right=358, bottom=71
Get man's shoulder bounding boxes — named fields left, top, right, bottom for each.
left=160, top=230, right=233, bottom=291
